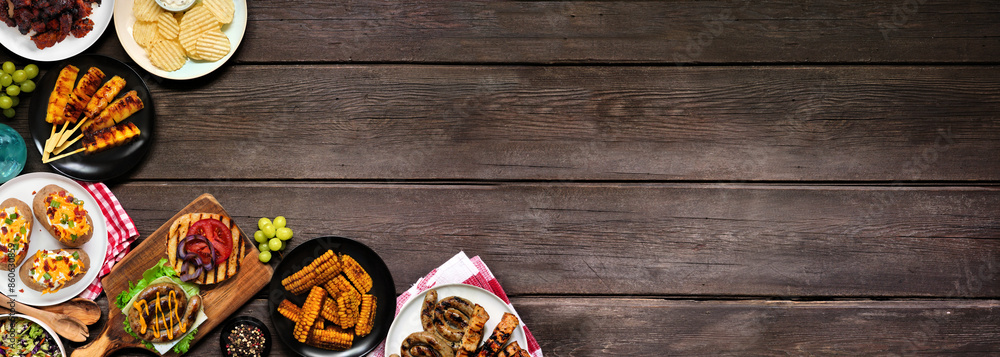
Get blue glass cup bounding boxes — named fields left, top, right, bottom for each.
left=0, top=123, right=26, bottom=182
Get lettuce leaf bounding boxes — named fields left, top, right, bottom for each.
left=171, top=327, right=197, bottom=354
left=122, top=318, right=155, bottom=351
left=115, top=258, right=199, bottom=310
left=116, top=258, right=202, bottom=355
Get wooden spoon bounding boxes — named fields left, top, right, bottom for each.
left=0, top=293, right=89, bottom=342
left=38, top=298, right=102, bottom=325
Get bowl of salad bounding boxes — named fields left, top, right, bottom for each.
left=0, top=314, right=65, bottom=357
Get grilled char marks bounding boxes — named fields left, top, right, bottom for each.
left=167, top=212, right=243, bottom=285
left=420, top=289, right=438, bottom=333
left=401, top=331, right=455, bottom=357
left=433, top=296, right=475, bottom=349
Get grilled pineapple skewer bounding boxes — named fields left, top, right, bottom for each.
left=83, top=90, right=143, bottom=134
left=82, top=122, right=142, bottom=154
left=45, top=65, right=79, bottom=125
left=43, top=65, right=80, bottom=160
left=43, top=65, right=145, bottom=163
left=45, top=123, right=142, bottom=163
left=64, top=67, right=106, bottom=123
left=54, top=73, right=123, bottom=149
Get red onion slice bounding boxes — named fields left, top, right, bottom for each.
left=177, top=234, right=217, bottom=281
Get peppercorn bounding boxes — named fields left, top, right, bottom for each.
left=225, top=322, right=267, bottom=357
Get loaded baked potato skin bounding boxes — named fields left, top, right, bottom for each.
left=18, top=248, right=90, bottom=293
left=33, top=184, right=93, bottom=248
left=0, top=197, right=32, bottom=267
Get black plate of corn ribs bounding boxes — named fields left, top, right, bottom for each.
left=267, top=236, right=395, bottom=356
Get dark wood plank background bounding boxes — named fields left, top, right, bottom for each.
left=2, top=0, right=998, bottom=356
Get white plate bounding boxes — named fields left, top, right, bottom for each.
left=384, top=283, right=527, bottom=356
left=1, top=172, right=108, bottom=306
left=0, top=0, right=115, bottom=62
left=114, top=0, right=248, bottom=80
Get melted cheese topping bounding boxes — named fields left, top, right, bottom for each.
left=0, top=207, right=29, bottom=263
left=43, top=190, right=90, bottom=244
left=28, top=249, right=85, bottom=294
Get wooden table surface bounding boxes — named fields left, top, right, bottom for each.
left=3, top=0, right=999, bottom=356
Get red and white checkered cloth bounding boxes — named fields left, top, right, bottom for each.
left=367, top=251, right=543, bottom=357
left=74, top=181, right=139, bottom=300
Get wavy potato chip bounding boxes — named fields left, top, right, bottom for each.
left=194, top=29, right=231, bottom=61
left=132, top=20, right=161, bottom=48
left=203, top=0, right=235, bottom=24
left=149, top=39, right=187, bottom=71
left=132, top=0, right=163, bottom=22
left=157, top=12, right=180, bottom=40
left=178, top=5, right=219, bottom=56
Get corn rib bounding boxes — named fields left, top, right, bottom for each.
left=340, top=254, right=373, bottom=294
left=293, top=286, right=326, bottom=343
left=277, top=299, right=302, bottom=322
left=354, top=294, right=377, bottom=336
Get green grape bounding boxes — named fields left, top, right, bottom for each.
left=276, top=227, right=293, bottom=241
left=258, top=242, right=270, bottom=252
left=254, top=230, right=266, bottom=243
left=6, top=86, right=18, bottom=97
left=10, top=96, right=17, bottom=107
left=0, top=74, right=11, bottom=87
left=11, top=70, right=26, bottom=84
left=0, top=96, right=10, bottom=110
left=277, top=239, right=286, bottom=251
left=273, top=216, right=286, bottom=228
left=23, top=64, right=37, bottom=79
left=257, top=217, right=271, bottom=230
left=2, top=109, right=13, bottom=118
left=267, top=238, right=281, bottom=251
left=1, top=62, right=13, bottom=74
left=19, top=80, right=34, bottom=93
left=258, top=250, right=271, bottom=263
left=262, top=223, right=276, bottom=238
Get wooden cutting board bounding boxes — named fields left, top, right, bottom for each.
left=72, top=193, right=273, bottom=357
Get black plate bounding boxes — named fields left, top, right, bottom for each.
left=28, top=54, right=154, bottom=181
left=219, top=316, right=273, bottom=357
left=268, top=236, right=396, bottom=357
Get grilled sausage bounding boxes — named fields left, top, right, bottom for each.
left=127, top=282, right=201, bottom=343
left=432, top=296, right=475, bottom=348
left=420, top=289, right=438, bottom=333
left=400, top=331, right=455, bottom=357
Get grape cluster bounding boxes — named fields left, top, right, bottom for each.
left=0, top=61, right=38, bottom=118
left=254, top=215, right=294, bottom=263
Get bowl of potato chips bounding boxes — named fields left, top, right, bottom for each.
left=114, top=0, right=247, bottom=80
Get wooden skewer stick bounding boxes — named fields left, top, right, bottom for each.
left=42, top=148, right=84, bottom=164
left=42, top=124, right=57, bottom=161
left=56, top=118, right=88, bottom=149
left=44, top=122, right=67, bottom=155
left=53, top=133, right=84, bottom=156
left=52, top=121, right=71, bottom=146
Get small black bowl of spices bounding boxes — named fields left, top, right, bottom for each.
left=220, top=316, right=272, bottom=357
